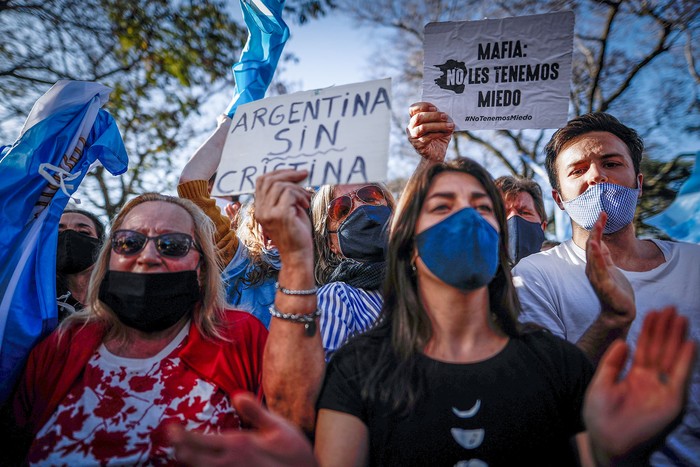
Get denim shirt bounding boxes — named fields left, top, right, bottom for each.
left=221, top=244, right=279, bottom=328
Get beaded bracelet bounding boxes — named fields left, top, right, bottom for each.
left=269, top=304, right=322, bottom=337
left=275, top=282, right=318, bottom=296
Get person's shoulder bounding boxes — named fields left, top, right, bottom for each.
left=514, top=330, right=594, bottom=397
left=517, top=329, right=590, bottom=365
left=221, top=308, right=266, bottom=325
left=29, top=320, right=104, bottom=364
left=219, top=308, right=268, bottom=337
left=318, top=281, right=358, bottom=302
left=652, top=238, right=700, bottom=256
left=52, top=319, right=104, bottom=343
left=329, top=321, right=387, bottom=363
left=320, top=281, right=354, bottom=293
left=519, top=327, right=570, bottom=346
left=514, top=240, right=579, bottom=274
left=320, top=281, right=382, bottom=298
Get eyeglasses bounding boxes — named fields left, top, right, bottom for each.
left=111, top=230, right=200, bottom=258
left=327, top=185, right=386, bottom=222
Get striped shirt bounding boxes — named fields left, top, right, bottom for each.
left=318, top=282, right=383, bottom=361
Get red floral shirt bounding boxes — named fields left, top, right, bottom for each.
left=28, top=325, right=238, bottom=465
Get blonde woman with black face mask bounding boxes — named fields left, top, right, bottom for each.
left=4, top=193, right=267, bottom=466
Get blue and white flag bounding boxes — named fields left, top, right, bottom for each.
left=0, top=80, right=128, bottom=403
left=644, top=152, right=700, bottom=243
left=225, top=0, right=290, bottom=117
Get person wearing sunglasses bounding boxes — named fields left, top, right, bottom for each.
left=309, top=182, right=395, bottom=361
left=178, top=114, right=284, bottom=329
left=169, top=162, right=695, bottom=467
left=312, top=157, right=696, bottom=467
left=4, top=193, right=267, bottom=465
left=311, top=183, right=394, bottom=360
left=56, top=208, right=105, bottom=320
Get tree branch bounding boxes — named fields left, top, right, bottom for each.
left=458, top=131, right=519, bottom=174
left=600, top=22, right=674, bottom=111
left=588, top=1, right=620, bottom=113
left=684, top=30, right=700, bottom=85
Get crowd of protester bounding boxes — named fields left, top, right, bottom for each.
left=0, top=98, right=697, bottom=467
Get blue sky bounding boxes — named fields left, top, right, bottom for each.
left=281, top=12, right=376, bottom=90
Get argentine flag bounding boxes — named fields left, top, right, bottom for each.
left=0, top=80, right=128, bottom=404
left=645, top=151, right=700, bottom=244
left=225, top=0, right=290, bottom=117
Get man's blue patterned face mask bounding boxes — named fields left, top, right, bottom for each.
left=562, top=182, right=640, bottom=234
left=415, top=208, right=499, bottom=291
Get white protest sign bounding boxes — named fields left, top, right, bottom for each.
left=212, top=78, right=392, bottom=196
left=422, top=11, right=574, bottom=130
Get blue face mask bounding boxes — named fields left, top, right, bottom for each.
left=507, top=216, right=545, bottom=264
left=415, top=208, right=500, bottom=291
left=562, top=182, right=640, bottom=234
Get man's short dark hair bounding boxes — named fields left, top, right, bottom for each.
left=544, top=112, right=644, bottom=191
left=495, top=176, right=547, bottom=224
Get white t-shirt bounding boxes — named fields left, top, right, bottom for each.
left=513, top=238, right=700, bottom=466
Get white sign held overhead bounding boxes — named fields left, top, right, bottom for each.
left=213, top=78, right=392, bottom=196
left=422, top=11, right=574, bottom=130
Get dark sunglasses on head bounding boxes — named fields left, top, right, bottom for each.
left=327, top=185, right=386, bottom=222
left=111, top=229, right=200, bottom=258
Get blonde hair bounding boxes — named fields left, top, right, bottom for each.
left=310, top=183, right=396, bottom=285
left=61, top=193, right=227, bottom=343
left=235, top=202, right=277, bottom=285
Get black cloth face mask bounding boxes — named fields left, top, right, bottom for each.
left=57, top=230, right=101, bottom=274
left=98, top=270, right=201, bottom=333
left=335, top=205, right=391, bottom=262
left=507, top=215, right=545, bottom=264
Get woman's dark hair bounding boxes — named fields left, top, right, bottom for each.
left=353, top=157, right=521, bottom=414
left=56, top=209, right=107, bottom=300
left=62, top=208, right=106, bottom=242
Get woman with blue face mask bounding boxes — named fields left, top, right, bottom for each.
left=312, top=157, right=694, bottom=466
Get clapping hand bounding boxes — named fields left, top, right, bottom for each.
left=586, top=212, right=635, bottom=331
left=584, top=307, right=696, bottom=466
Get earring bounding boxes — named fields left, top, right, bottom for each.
left=410, top=258, right=417, bottom=273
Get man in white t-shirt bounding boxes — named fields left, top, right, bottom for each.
left=512, top=112, right=700, bottom=467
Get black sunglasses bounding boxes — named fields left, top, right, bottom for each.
left=111, top=230, right=200, bottom=258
